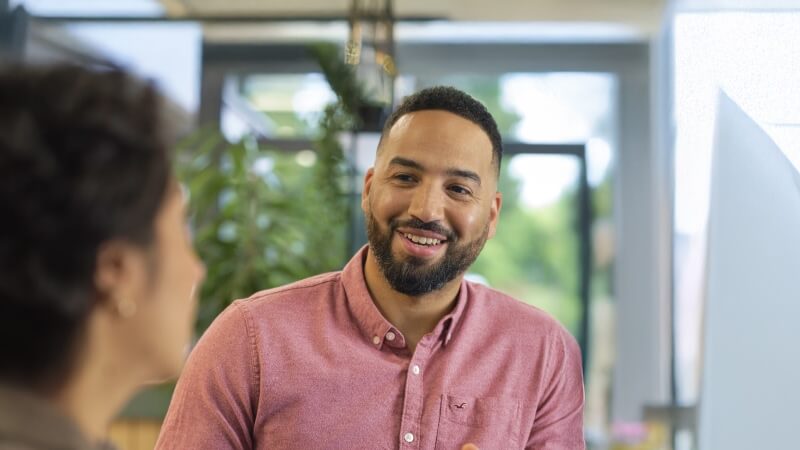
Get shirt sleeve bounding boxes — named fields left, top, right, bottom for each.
left=155, top=301, right=259, bottom=450
left=525, top=327, right=586, bottom=450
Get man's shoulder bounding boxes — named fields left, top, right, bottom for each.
left=238, top=270, right=343, bottom=312
left=465, top=281, right=574, bottom=340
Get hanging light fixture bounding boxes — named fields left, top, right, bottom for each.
left=345, top=0, right=397, bottom=131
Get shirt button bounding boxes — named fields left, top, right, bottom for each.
left=412, top=364, right=421, bottom=375
left=404, top=432, right=415, bottom=443
left=372, top=336, right=380, bottom=345
left=386, top=331, right=396, bottom=341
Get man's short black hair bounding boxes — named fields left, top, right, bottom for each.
left=379, top=86, right=503, bottom=175
left=0, top=64, right=173, bottom=389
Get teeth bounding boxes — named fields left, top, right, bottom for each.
left=404, top=233, right=441, bottom=246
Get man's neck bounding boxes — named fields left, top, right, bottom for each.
left=363, top=249, right=462, bottom=352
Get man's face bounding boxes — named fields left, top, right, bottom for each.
left=362, top=110, right=502, bottom=296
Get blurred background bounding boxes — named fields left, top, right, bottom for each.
left=1, top=1, right=798, bottom=449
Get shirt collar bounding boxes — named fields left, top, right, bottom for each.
left=437, top=281, right=468, bottom=347
left=341, top=245, right=469, bottom=350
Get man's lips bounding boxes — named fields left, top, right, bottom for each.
left=395, top=227, right=448, bottom=242
left=395, top=230, right=447, bottom=258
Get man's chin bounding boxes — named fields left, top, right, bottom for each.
left=392, top=249, right=441, bottom=268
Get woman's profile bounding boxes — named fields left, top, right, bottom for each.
left=0, top=64, right=205, bottom=449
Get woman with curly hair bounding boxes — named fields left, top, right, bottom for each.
left=0, top=64, right=205, bottom=449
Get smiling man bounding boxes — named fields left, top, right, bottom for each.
left=157, top=87, right=585, bottom=450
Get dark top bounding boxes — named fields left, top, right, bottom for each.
left=0, top=383, right=115, bottom=450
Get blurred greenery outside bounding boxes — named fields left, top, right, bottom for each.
left=177, top=130, right=350, bottom=333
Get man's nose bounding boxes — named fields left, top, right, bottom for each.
left=407, top=182, right=445, bottom=224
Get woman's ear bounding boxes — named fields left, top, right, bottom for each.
left=93, top=240, right=145, bottom=317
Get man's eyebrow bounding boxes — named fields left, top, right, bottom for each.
left=446, top=168, right=481, bottom=186
left=388, top=157, right=482, bottom=186
left=388, top=157, right=424, bottom=171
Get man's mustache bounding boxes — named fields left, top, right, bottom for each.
left=390, top=217, right=455, bottom=241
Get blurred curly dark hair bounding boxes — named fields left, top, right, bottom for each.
left=379, top=86, right=503, bottom=175
left=0, top=64, right=173, bottom=389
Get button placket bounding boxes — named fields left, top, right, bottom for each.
left=398, top=344, right=432, bottom=447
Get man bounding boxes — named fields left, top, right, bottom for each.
left=156, top=86, right=585, bottom=450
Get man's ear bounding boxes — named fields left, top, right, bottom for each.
left=361, top=167, right=375, bottom=213
left=487, top=191, right=503, bottom=239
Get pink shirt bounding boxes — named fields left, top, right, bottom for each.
left=156, top=247, right=585, bottom=450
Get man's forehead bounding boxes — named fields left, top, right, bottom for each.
left=381, top=110, right=493, bottom=154
left=387, top=109, right=480, bottom=135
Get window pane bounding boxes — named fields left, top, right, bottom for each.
left=57, top=22, right=202, bottom=113
left=468, top=154, right=582, bottom=334
left=421, top=72, right=616, bottom=185
left=238, top=73, right=336, bottom=139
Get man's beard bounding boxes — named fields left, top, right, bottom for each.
left=366, top=210, right=489, bottom=296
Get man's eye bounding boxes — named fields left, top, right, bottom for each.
left=449, top=185, right=471, bottom=196
left=394, top=174, right=415, bottom=182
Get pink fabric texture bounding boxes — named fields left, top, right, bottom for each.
left=156, top=247, right=585, bottom=450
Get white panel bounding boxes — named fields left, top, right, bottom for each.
left=699, top=91, right=800, bottom=449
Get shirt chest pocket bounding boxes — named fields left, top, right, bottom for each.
left=434, top=394, right=523, bottom=450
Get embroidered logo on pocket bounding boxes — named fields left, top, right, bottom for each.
left=435, top=394, right=522, bottom=450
